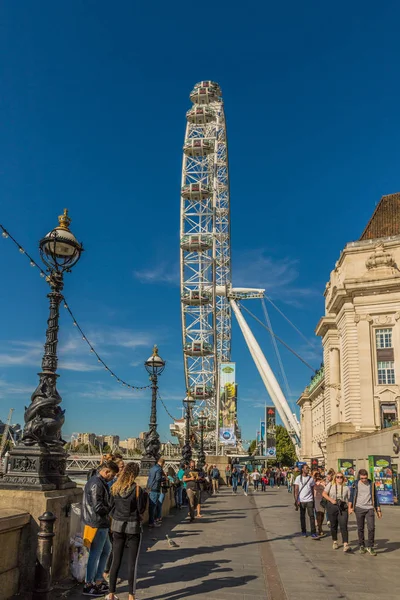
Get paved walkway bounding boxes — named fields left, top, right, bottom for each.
left=60, top=486, right=400, bottom=600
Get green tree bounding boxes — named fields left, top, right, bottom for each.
left=103, top=444, right=112, bottom=454
left=276, top=425, right=296, bottom=465
left=248, top=439, right=257, bottom=455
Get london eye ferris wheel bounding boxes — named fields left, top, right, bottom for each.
left=180, top=81, right=231, bottom=441
left=179, top=81, right=302, bottom=455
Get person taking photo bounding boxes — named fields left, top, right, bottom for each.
left=322, top=471, right=350, bottom=552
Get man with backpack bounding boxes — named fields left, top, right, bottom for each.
left=211, top=464, right=220, bottom=494
left=348, top=468, right=382, bottom=555
left=294, top=464, right=319, bottom=539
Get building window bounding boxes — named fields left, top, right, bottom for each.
left=381, top=403, right=398, bottom=428
left=376, top=328, right=392, bottom=349
left=377, top=361, right=395, bottom=384
left=375, top=328, right=395, bottom=384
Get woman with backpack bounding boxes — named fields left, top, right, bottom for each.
left=106, top=462, right=148, bottom=600
left=322, top=471, right=351, bottom=552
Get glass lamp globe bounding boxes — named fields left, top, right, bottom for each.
left=145, top=345, right=166, bottom=376
left=39, top=209, right=83, bottom=273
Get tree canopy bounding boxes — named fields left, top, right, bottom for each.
left=276, top=425, right=296, bottom=465
left=248, top=439, right=257, bottom=455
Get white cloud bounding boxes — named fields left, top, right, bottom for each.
left=133, top=263, right=179, bottom=286
left=0, top=378, right=33, bottom=398
left=58, top=360, right=101, bottom=372
left=234, top=249, right=318, bottom=305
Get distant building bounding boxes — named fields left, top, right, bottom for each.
left=76, top=432, right=97, bottom=447
left=103, top=435, right=120, bottom=449
left=139, top=431, right=147, bottom=440
left=160, top=442, right=181, bottom=457
left=119, top=437, right=144, bottom=452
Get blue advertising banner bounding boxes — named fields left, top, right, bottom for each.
left=260, top=421, right=265, bottom=455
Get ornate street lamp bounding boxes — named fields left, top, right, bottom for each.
left=141, top=345, right=165, bottom=474
left=197, top=410, right=206, bottom=468
left=1, top=209, right=82, bottom=490
left=181, top=392, right=195, bottom=467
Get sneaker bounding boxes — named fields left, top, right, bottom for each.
left=332, top=541, right=339, bottom=550
left=301, top=533, right=307, bottom=538
left=96, top=582, right=109, bottom=594
left=154, top=522, right=162, bottom=527
left=82, top=584, right=103, bottom=597
left=319, top=532, right=326, bottom=538
left=366, top=547, right=377, bottom=556
left=311, top=533, right=320, bottom=540
left=148, top=524, right=155, bottom=529
left=359, top=545, right=367, bottom=554
left=343, top=543, right=351, bottom=553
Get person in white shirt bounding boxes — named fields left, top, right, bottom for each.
left=294, top=464, right=318, bottom=538
left=251, top=470, right=260, bottom=490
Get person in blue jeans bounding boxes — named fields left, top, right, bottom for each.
left=82, top=460, right=119, bottom=597
left=231, top=469, right=239, bottom=494
left=147, top=457, right=165, bottom=528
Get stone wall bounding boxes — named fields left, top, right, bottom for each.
left=0, top=508, right=30, bottom=599
left=0, top=486, right=83, bottom=593
left=342, top=425, right=400, bottom=471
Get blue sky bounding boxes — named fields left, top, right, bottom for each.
left=1, top=1, right=400, bottom=444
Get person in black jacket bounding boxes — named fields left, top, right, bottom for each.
left=106, top=462, right=148, bottom=600
left=83, top=460, right=119, bottom=597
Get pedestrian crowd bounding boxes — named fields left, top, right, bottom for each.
left=292, top=463, right=382, bottom=554
left=80, top=453, right=383, bottom=598
left=80, top=454, right=224, bottom=598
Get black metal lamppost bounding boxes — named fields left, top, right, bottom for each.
left=1, top=210, right=82, bottom=490
left=197, top=410, right=206, bottom=469
left=141, top=345, right=165, bottom=474
left=181, top=392, right=195, bottom=466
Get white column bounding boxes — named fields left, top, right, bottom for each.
left=230, top=299, right=300, bottom=444
left=357, top=316, right=376, bottom=430
left=330, top=347, right=341, bottom=424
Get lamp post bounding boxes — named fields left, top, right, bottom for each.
left=141, top=345, right=165, bottom=474
left=1, top=209, right=82, bottom=490
left=181, top=392, right=195, bottom=466
left=197, top=410, right=206, bottom=469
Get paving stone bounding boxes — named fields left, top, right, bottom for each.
left=59, top=485, right=400, bottom=600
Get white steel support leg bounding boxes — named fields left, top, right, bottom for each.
left=230, top=299, right=301, bottom=446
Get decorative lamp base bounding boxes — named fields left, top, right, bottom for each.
left=140, top=456, right=157, bottom=477
left=0, top=444, right=76, bottom=491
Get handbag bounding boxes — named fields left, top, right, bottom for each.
left=83, top=525, right=98, bottom=549
left=320, top=482, right=332, bottom=510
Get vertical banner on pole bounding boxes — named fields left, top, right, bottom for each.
left=260, top=421, right=266, bottom=456
left=265, top=406, right=276, bottom=458
left=219, top=363, right=237, bottom=445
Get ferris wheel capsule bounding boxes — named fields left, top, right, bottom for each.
left=184, top=341, right=214, bottom=356
left=193, top=80, right=221, bottom=95
left=190, top=86, right=220, bottom=105
left=181, top=290, right=212, bottom=305
left=183, top=138, right=214, bottom=156
left=181, top=182, right=211, bottom=201
left=186, top=106, right=216, bottom=124
left=191, top=385, right=214, bottom=400
left=180, top=234, right=213, bottom=252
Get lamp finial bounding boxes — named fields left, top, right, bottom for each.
left=58, top=208, right=71, bottom=231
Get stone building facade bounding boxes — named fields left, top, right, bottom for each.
left=298, top=193, right=400, bottom=468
